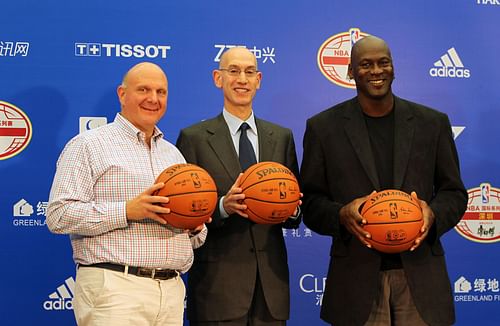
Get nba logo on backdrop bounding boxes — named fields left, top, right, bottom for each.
left=455, top=183, right=500, bottom=243
left=317, top=28, right=370, bottom=89
left=0, top=101, right=32, bottom=160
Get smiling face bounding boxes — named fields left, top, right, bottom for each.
left=213, top=47, right=262, bottom=118
left=117, top=62, right=168, bottom=136
left=348, top=36, right=394, bottom=102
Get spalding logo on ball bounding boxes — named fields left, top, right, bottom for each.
left=154, top=163, right=217, bottom=229
left=240, top=161, right=300, bottom=224
left=360, top=189, right=423, bottom=253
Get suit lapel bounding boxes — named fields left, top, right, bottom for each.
left=344, top=99, right=380, bottom=190
left=256, top=119, right=277, bottom=162
left=393, top=97, right=415, bottom=189
left=207, top=115, right=241, bottom=180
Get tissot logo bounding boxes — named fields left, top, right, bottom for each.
left=75, top=43, right=171, bottom=59
left=429, top=47, right=470, bottom=78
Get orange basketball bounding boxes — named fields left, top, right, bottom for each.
left=360, top=189, right=423, bottom=253
left=240, top=161, right=300, bottom=224
left=154, top=163, right=217, bottom=229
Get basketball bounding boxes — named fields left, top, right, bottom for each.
left=360, top=189, right=423, bottom=253
left=239, top=161, right=300, bottom=224
left=153, top=163, right=217, bottom=229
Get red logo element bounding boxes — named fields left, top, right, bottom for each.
left=455, top=183, right=500, bottom=243
left=0, top=101, right=32, bottom=160
left=317, top=28, right=370, bottom=89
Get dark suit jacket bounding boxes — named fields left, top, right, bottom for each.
left=176, top=114, right=301, bottom=321
left=301, top=96, right=467, bottom=326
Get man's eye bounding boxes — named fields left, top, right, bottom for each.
left=229, top=69, right=240, bottom=74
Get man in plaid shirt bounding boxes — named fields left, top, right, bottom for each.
left=47, top=62, right=207, bottom=326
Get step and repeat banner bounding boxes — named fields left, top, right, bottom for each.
left=1, top=1, right=499, bottom=325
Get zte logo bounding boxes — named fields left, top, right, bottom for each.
left=75, top=43, right=171, bottom=59
left=214, top=44, right=277, bottom=64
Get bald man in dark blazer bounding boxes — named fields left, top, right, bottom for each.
left=177, top=47, right=300, bottom=325
left=301, top=36, right=467, bottom=325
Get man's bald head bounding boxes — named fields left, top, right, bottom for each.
left=219, top=47, right=258, bottom=70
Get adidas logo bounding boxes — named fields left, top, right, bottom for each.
left=429, top=47, right=470, bottom=78
left=43, top=277, right=75, bottom=311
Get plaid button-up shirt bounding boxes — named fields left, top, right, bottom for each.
left=47, top=113, right=206, bottom=273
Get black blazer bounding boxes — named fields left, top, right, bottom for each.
left=177, top=114, right=300, bottom=321
left=301, top=96, right=467, bottom=326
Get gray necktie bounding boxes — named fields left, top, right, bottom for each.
left=238, top=122, right=257, bottom=171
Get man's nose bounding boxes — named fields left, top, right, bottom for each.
left=149, top=91, right=159, bottom=102
left=236, top=71, right=248, bottom=82
left=371, top=64, right=384, bottom=74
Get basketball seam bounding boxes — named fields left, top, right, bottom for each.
left=362, top=199, right=420, bottom=214
left=365, top=220, right=423, bottom=225
left=368, top=238, right=414, bottom=246
left=239, top=163, right=268, bottom=186
left=246, top=207, right=282, bottom=223
left=166, top=190, right=217, bottom=197
left=166, top=209, right=215, bottom=218
left=244, top=198, right=299, bottom=204
left=241, top=177, right=298, bottom=192
left=157, top=166, right=210, bottom=184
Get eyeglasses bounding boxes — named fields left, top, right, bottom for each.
left=219, top=67, right=259, bottom=77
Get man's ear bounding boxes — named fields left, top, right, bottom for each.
left=213, top=70, right=222, bottom=89
left=117, top=85, right=125, bottom=104
left=347, top=64, right=353, bottom=80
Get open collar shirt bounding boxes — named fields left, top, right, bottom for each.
left=47, top=113, right=206, bottom=272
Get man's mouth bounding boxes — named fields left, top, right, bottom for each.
left=234, top=87, right=249, bottom=93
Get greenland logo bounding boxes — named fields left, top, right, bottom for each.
left=430, top=48, right=470, bottom=78
left=43, top=277, right=75, bottom=311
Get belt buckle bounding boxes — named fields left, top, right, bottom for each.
left=137, top=267, right=155, bottom=279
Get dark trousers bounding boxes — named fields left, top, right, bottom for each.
left=189, top=273, right=285, bottom=326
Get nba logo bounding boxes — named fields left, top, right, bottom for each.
left=480, top=183, right=490, bottom=204
left=191, top=173, right=201, bottom=188
left=279, top=182, right=287, bottom=199
left=350, top=28, right=361, bottom=47
left=389, top=203, right=399, bottom=219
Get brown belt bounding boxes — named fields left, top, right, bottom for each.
left=80, top=263, right=179, bottom=280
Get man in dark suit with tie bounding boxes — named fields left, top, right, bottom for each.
left=176, top=47, right=301, bottom=326
left=301, top=36, right=467, bottom=325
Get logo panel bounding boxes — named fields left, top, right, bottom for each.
left=429, top=47, right=470, bottom=78
left=79, top=117, right=107, bottom=133
left=0, top=101, right=32, bottom=160
left=43, top=277, right=75, bottom=311
left=317, top=28, right=370, bottom=88
left=455, top=183, right=500, bottom=243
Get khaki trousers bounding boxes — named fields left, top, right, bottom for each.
left=73, top=266, right=185, bottom=326
left=364, top=269, right=428, bottom=326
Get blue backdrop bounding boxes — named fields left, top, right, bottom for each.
left=1, top=1, right=499, bottom=325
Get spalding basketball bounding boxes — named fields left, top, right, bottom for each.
left=240, top=161, right=300, bottom=224
left=154, top=163, right=217, bottom=229
left=360, top=189, right=423, bottom=253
